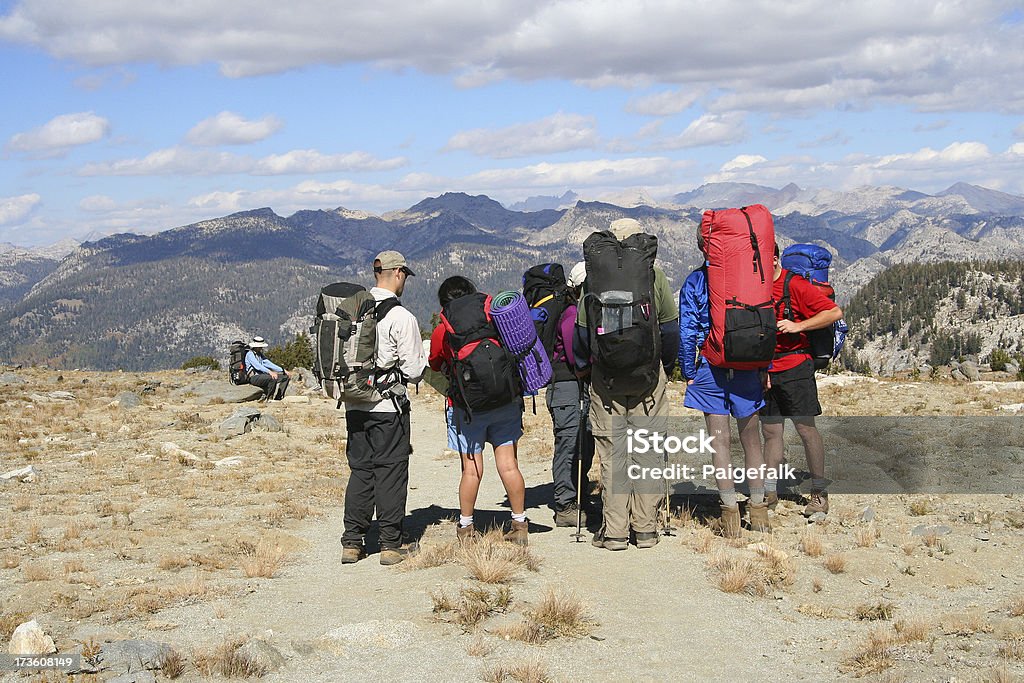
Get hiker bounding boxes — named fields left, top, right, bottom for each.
left=761, top=244, right=844, bottom=517
left=577, top=218, right=675, bottom=550
left=340, top=251, right=426, bottom=566
left=428, top=276, right=530, bottom=546
left=679, top=209, right=774, bottom=538
left=522, top=262, right=590, bottom=527
left=245, top=336, right=290, bottom=401
left=567, top=261, right=596, bottom=508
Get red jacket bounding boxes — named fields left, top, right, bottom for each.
left=771, top=269, right=838, bottom=373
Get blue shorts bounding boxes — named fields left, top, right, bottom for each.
left=683, top=362, right=765, bottom=418
left=447, top=401, right=524, bottom=454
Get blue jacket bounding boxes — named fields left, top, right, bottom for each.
left=678, top=266, right=710, bottom=381
left=245, top=350, right=283, bottom=375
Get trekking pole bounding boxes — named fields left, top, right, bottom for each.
left=661, top=441, right=676, bottom=536
left=571, top=379, right=587, bottom=543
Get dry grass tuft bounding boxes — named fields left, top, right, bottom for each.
left=12, top=494, right=30, bottom=512
left=822, top=553, right=846, bottom=574
left=482, top=659, right=553, bottom=683
left=466, top=636, right=494, bottom=657
left=799, top=530, right=824, bottom=557
left=855, top=601, right=896, bottom=621
left=987, top=664, right=1017, bottom=683
left=840, top=627, right=895, bottom=676
left=62, top=558, right=86, bottom=575
left=160, top=647, right=187, bottom=679
left=997, top=636, right=1024, bottom=661
left=494, top=587, right=596, bottom=644
left=854, top=526, right=880, bottom=548
left=23, top=562, right=52, bottom=582
left=908, top=499, right=932, bottom=516
left=159, top=554, right=191, bottom=571
left=691, top=527, right=717, bottom=554
left=0, top=611, right=32, bottom=640
left=239, top=538, right=288, bottom=578
left=432, top=585, right=512, bottom=631
left=1007, top=596, right=1024, bottom=618
left=193, top=636, right=266, bottom=678
left=1, top=553, right=20, bottom=569
left=893, top=616, right=931, bottom=643
left=940, top=612, right=993, bottom=636
left=404, top=529, right=541, bottom=581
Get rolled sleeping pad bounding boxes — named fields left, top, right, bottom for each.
left=490, top=290, right=553, bottom=393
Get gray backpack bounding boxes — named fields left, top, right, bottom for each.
left=310, top=283, right=400, bottom=407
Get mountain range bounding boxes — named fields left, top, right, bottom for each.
left=2, top=182, right=1024, bottom=371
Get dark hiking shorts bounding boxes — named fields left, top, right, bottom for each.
left=761, top=358, right=821, bottom=420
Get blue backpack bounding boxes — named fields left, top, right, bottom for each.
left=780, top=244, right=848, bottom=369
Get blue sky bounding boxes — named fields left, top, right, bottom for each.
left=2, top=0, right=1024, bottom=246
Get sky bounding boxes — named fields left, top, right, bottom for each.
left=1, top=0, right=1024, bottom=247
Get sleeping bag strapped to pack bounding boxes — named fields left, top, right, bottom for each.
left=229, top=340, right=250, bottom=385
left=440, top=292, right=521, bottom=416
left=582, top=230, right=661, bottom=400
left=780, top=244, right=848, bottom=369
left=310, top=282, right=400, bottom=406
left=522, top=263, right=574, bottom=384
left=700, top=204, right=777, bottom=370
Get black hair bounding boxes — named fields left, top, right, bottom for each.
left=437, top=276, right=477, bottom=308
left=774, top=243, right=780, bottom=258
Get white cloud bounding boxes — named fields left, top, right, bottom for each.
left=445, top=113, right=599, bottom=158
left=0, top=193, right=41, bottom=225
left=625, top=89, right=700, bottom=116
left=78, top=147, right=407, bottom=176
left=2, top=1, right=1022, bottom=113
left=721, top=155, right=768, bottom=172
left=78, top=195, right=117, bottom=212
left=706, top=141, right=1024, bottom=195
left=185, top=111, right=283, bottom=146
left=664, top=113, right=746, bottom=149
left=7, top=112, right=109, bottom=155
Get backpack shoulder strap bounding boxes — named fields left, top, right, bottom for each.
left=782, top=272, right=795, bottom=321
left=375, top=296, right=401, bottom=321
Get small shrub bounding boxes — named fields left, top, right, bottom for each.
left=182, top=356, right=220, bottom=371
left=823, top=553, right=846, bottom=574
left=855, top=601, right=896, bottom=621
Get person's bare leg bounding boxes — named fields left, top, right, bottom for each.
left=793, top=417, right=825, bottom=482
left=761, top=420, right=786, bottom=471
left=737, top=414, right=765, bottom=494
left=494, top=442, right=526, bottom=515
left=705, top=413, right=734, bottom=495
left=459, top=452, right=484, bottom=518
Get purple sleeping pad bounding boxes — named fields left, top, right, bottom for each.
left=491, top=290, right=552, bottom=393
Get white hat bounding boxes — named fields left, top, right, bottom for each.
left=249, top=336, right=269, bottom=349
left=567, top=261, right=587, bottom=288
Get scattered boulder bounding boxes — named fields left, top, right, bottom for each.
left=173, top=380, right=264, bottom=405
left=109, top=392, right=142, bottom=409
left=0, top=372, right=26, bottom=386
left=1007, top=361, right=1020, bottom=376
left=916, top=364, right=933, bottom=378
left=159, top=442, right=203, bottom=466
left=951, top=368, right=968, bottom=382
left=292, top=367, right=320, bottom=392
left=254, top=413, right=283, bottom=432
left=218, top=406, right=262, bottom=438
left=98, top=639, right=172, bottom=673
left=281, top=395, right=310, bottom=404
left=49, top=390, right=76, bottom=400
left=237, top=639, right=286, bottom=673
left=8, top=620, right=56, bottom=655
left=69, top=449, right=98, bottom=460
left=860, top=506, right=876, bottom=523
left=213, top=456, right=245, bottom=468
left=911, top=524, right=952, bottom=537
left=1, top=465, right=38, bottom=483
left=960, top=361, right=981, bottom=381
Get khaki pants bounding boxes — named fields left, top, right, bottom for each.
left=590, top=370, right=668, bottom=539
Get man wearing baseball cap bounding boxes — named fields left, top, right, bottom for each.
left=341, top=250, right=426, bottom=566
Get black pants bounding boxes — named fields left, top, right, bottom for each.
left=547, top=381, right=595, bottom=510
left=249, top=372, right=289, bottom=400
left=341, top=409, right=411, bottom=550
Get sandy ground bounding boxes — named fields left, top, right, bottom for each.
left=1, top=369, right=1023, bottom=682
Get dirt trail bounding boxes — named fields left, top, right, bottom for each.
left=155, top=393, right=841, bottom=682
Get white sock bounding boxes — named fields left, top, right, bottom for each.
left=459, top=515, right=473, bottom=528
left=719, top=489, right=738, bottom=508
left=765, top=478, right=778, bottom=493
left=511, top=512, right=527, bottom=523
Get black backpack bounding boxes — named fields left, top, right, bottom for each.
left=229, top=341, right=250, bottom=385
left=583, top=230, right=661, bottom=402
left=439, top=292, right=521, bottom=417
left=522, top=263, right=575, bottom=384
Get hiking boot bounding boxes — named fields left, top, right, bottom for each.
left=554, top=503, right=587, bottom=528
left=720, top=505, right=742, bottom=539
left=456, top=523, right=478, bottom=544
left=503, top=519, right=529, bottom=546
left=592, top=528, right=627, bottom=550
left=341, top=546, right=366, bottom=564
left=635, top=531, right=660, bottom=549
left=748, top=501, right=772, bottom=533
left=803, top=490, right=830, bottom=517
left=379, top=547, right=414, bottom=566
left=765, top=491, right=779, bottom=510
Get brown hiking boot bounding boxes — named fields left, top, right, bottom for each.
left=748, top=501, right=771, bottom=533
left=554, top=503, right=587, bottom=528
left=341, top=546, right=366, bottom=564
left=635, top=531, right=659, bottom=549
left=456, top=523, right=478, bottom=544
left=503, top=519, right=529, bottom=546
left=720, top=504, right=741, bottom=539
left=803, top=490, right=830, bottom=517
left=379, top=546, right=415, bottom=566
left=765, top=491, right=779, bottom=510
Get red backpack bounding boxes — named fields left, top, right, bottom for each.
left=700, top=204, right=777, bottom=370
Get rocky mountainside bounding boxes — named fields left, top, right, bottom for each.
left=2, top=183, right=1024, bottom=370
